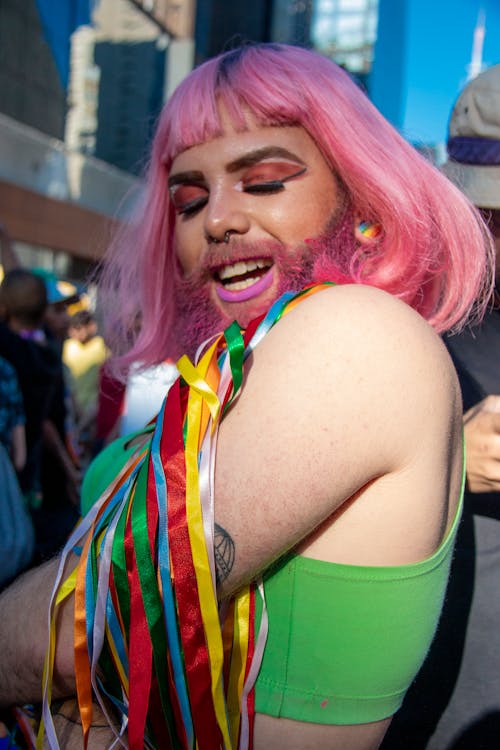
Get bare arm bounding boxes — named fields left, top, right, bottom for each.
left=214, top=285, right=462, bottom=597
left=42, top=420, right=81, bottom=506
left=0, top=557, right=76, bottom=708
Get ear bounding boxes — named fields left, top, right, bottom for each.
left=354, top=216, right=383, bottom=245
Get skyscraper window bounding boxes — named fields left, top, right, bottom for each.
left=311, top=0, right=378, bottom=75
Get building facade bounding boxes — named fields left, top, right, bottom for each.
left=0, top=0, right=194, bottom=279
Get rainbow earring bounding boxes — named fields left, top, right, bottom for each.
left=357, top=220, right=382, bottom=239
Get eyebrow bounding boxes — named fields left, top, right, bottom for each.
left=168, top=170, right=205, bottom=189
left=168, top=146, right=306, bottom=188
left=226, top=146, right=306, bottom=173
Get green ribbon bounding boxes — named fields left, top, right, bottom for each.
left=224, top=321, right=245, bottom=411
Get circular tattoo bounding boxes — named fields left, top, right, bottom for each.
left=214, top=523, right=235, bottom=586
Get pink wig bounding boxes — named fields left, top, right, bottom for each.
left=99, top=43, right=494, bottom=374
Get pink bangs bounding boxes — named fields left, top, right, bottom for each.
left=154, top=46, right=299, bottom=167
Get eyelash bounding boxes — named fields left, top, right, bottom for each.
left=177, top=183, right=284, bottom=218
left=178, top=197, right=208, bottom=217
left=178, top=184, right=283, bottom=218
left=176, top=168, right=306, bottom=217
left=243, top=180, right=285, bottom=194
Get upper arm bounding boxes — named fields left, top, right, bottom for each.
left=215, top=285, right=462, bottom=595
left=0, top=555, right=76, bottom=706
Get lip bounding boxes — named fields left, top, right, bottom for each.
left=215, top=265, right=274, bottom=302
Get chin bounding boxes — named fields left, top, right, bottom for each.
left=214, top=284, right=281, bottom=329
left=173, top=267, right=308, bottom=361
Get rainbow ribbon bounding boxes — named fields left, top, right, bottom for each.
left=39, top=283, right=334, bottom=750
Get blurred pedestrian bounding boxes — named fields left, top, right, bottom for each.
left=382, top=63, right=500, bottom=750
left=63, top=310, right=108, bottom=460
left=31, top=269, right=82, bottom=561
left=0, top=268, right=58, bottom=505
left=0, top=268, right=59, bottom=577
left=0, top=231, right=80, bottom=563
left=32, top=268, right=80, bottom=349
left=0, top=354, right=26, bottom=473
left=0, top=354, right=34, bottom=589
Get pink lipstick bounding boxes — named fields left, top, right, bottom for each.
left=215, top=266, right=274, bottom=302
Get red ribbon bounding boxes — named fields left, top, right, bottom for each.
left=125, top=511, right=153, bottom=749
left=162, top=380, right=222, bottom=749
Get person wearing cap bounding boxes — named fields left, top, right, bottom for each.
left=382, top=64, right=500, bottom=750
left=29, top=269, right=83, bottom=561
left=63, top=310, right=108, bottom=466
left=0, top=269, right=59, bottom=505
left=32, top=268, right=81, bottom=346
left=0, top=246, right=82, bottom=559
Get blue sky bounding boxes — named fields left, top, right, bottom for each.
left=371, top=0, right=500, bottom=146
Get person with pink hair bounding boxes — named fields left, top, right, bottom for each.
left=0, top=43, right=495, bottom=750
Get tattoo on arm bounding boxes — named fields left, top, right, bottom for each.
left=214, top=523, right=235, bottom=587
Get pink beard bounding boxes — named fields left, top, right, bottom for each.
left=171, top=207, right=357, bottom=359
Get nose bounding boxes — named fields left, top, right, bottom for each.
left=203, top=186, right=251, bottom=244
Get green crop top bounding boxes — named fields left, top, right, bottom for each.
left=81, top=429, right=463, bottom=727
left=253, top=492, right=462, bottom=725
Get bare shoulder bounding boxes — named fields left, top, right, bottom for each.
left=221, top=284, right=462, bottom=481
left=251, top=283, right=460, bottom=441
left=265, top=283, right=453, bottom=376
left=220, top=283, right=461, bottom=513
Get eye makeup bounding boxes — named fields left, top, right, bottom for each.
left=170, top=183, right=208, bottom=215
left=237, top=162, right=306, bottom=193
left=169, top=158, right=308, bottom=216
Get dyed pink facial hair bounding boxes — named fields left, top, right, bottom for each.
left=172, top=208, right=356, bottom=357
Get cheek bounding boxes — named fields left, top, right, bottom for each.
left=283, top=183, right=342, bottom=241
left=173, top=223, right=202, bottom=275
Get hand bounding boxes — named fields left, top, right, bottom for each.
left=42, top=698, right=119, bottom=749
left=464, top=395, right=500, bottom=493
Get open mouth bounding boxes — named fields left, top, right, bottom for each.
left=217, top=259, right=273, bottom=290
left=214, top=258, right=274, bottom=302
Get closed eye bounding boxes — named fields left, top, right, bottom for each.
left=244, top=180, right=287, bottom=195
left=170, top=183, right=208, bottom=216
left=240, top=163, right=306, bottom=195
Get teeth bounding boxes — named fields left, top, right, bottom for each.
left=223, top=277, right=261, bottom=291
left=218, top=258, right=272, bottom=281
left=219, top=261, right=249, bottom=280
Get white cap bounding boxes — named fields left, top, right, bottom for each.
left=442, top=64, right=500, bottom=209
